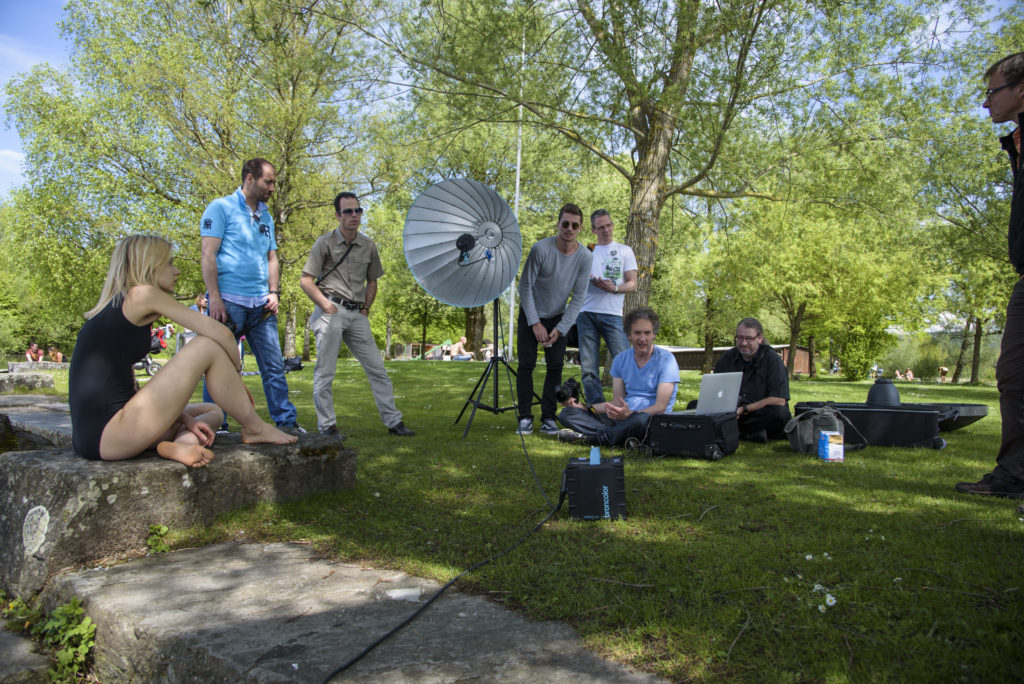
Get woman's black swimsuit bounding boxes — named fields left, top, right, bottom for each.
left=69, top=298, right=152, bottom=460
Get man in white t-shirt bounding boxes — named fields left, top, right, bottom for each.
left=576, top=209, right=638, bottom=405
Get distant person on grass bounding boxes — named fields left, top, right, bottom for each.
left=25, top=342, right=44, bottom=362
left=956, top=52, right=1024, bottom=499
left=450, top=336, right=473, bottom=360
left=69, top=235, right=296, bottom=467
left=47, top=346, right=63, bottom=363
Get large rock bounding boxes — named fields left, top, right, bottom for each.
left=0, top=629, right=50, bottom=683
left=43, top=542, right=668, bottom=684
left=0, top=435, right=355, bottom=598
left=0, top=374, right=55, bottom=393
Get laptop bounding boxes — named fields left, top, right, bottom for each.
left=676, top=372, right=742, bottom=416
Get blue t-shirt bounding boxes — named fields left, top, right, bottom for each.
left=610, top=345, right=680, bottom=412
left=200, top=189, right=278, bottom=298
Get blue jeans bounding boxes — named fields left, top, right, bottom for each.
left=558, top=405, right=651, bottom=446
left=203, top=301, right=298, bottom=427
left=576, top=311, right=629, bottom=405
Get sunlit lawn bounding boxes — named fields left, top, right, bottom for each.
left=28, top=359, right=1024, bottom=682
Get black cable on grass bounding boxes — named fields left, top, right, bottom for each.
left=319, top=302, right=565, bottom=683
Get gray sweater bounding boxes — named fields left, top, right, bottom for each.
left=518, top=236, right=593, bottom=334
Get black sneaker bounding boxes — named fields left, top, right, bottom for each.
left=954, top=472, right=1024, bottom=499
left=741, top=429, right=768, bottom=444
left=320, top=424, right=346, bottom=440
left=388, top=421, right=415, bottom=437
left=278, top=423, right=307, bottom=436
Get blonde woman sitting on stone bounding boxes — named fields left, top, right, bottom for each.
left=69, top=235, right=296, bottom=467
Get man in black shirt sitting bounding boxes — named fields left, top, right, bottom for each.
left=713, top=318, right=791, bottom=442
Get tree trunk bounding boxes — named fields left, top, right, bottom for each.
left=420, top=319, right=428, bottom=360
left=808, top=334, right=817, bottom=379
left=786, top=301, right=806, bottom=378
left=302, top=312, right=311, bottom=361
left=465, top=305, right=487, bottom=354
left=283, top=298, right=297, bottom=358
left=951, top=317, right=971, bottom=384
left=970, top=316, right=985, bottom=384
left=702, top=329, right=715, bottom=374
left=385, top=312, right=393, bottom=360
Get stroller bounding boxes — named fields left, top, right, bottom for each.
left=133, top=328, right=166, bottom=376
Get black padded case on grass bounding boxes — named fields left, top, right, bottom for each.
left=648, top=412, right=739, bottom=460
left=563, top=458, right=627, bottom=520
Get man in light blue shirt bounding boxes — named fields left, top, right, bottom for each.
left=557, top=307, right=679, bottom=446
left=200, top=158, right=300, bottom=430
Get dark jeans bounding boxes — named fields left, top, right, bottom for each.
left=203, top=300, right=297, bottom=427
left=516, top=308, right=568, bottom=422
left=994, top=278, right=1024, bottom=483
left=558, top=405, right=651, bottom=446
left=738, top=404, right=791, bottom=439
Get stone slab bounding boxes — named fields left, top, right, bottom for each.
left=0, top=374, right=55, bottom=393
left=6, top=362, right=69, bottom=373
left=44, top=542, right=668, bottom=684
left=0, top=436, right=356, bottom=598
left=2, top=404, right=72, bottom=448
left=0, top=629, right=50, bottom=683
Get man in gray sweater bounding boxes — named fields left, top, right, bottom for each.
left=516, top=203, right=593, bottom=435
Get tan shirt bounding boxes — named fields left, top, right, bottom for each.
left=301, top=229, right=384, bottom=303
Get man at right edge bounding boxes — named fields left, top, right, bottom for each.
left=956, top=52, right=1024, bottom=499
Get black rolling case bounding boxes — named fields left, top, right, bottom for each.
left=647, top=412, right=739, bottom=460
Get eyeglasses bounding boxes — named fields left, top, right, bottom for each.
left=252, top=212, right=270, bottom=236
left=560, top=220, right=581, bottom=230
left=735, top=335, right=760, bottom=343
left=984, top=82, right=1015, bottom=100
left=339, top=207, right=364, bottom=215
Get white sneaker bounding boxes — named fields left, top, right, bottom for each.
left=539, top=419, right=560, bottom=435
left=516, top=417, right=533, bottom=434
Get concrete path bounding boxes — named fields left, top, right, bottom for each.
left=1, top=395, right=668, bottom=683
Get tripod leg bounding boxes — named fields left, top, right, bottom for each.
left=456, top=358, right=497, bottom=424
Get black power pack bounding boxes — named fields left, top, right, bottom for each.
left=648, top=412, right=739, bottom=460
left=562, top=457, right=627, bottom=521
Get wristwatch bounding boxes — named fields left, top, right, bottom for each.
left=614, top=283, right=619, bottom=294
left=268, top=290, right=281, bottom=295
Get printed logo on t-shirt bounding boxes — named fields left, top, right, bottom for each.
left=601, top=254, right=624, bottom=282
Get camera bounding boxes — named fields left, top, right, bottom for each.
left=555, top=377, right=582, bottom=403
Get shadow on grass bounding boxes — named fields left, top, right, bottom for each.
left=177, top=360, right=1021, bottom=683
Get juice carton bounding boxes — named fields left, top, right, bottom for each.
left=818, top=430, right=844, bottom=462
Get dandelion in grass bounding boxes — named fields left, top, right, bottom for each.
left=826, top=594, right=837, bottom=606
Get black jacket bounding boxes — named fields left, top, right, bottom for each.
left=1001, top=113, right=1024, bottom=274
left=713, top=343, right=790, bottom=407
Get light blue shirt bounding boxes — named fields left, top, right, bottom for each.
left=610, top=345, right=680, bottom=412
left=200, top=189, right=278, bottom=299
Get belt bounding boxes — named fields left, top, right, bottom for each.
left=327, top=295, right=364, bottom=310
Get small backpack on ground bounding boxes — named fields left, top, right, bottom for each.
left=784, top=403, right=867, bottom=454
left=283, top=357, right=303, bottom=372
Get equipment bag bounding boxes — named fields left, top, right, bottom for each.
left=784, top=403, right=866, bottom=454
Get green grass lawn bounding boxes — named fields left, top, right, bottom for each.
left=31, top=361, right=1024, bottom=682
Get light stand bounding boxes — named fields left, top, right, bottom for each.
left=455, top=299, right=540, bottom=438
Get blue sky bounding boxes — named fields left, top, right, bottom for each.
left=0, top=0, right=69, bottom=200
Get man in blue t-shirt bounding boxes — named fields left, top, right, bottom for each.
left=200, top=158, right=300, bottom=430
left=557, top=307, right=679, bottom=446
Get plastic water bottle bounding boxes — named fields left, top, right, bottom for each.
left=589, top=445, right=601, bottom=465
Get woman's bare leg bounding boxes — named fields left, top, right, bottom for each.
left=99, top=337, right=295, bottom=462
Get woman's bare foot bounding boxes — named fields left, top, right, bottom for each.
left=241, top=422, right=298, bottom=445
left=157, top=441, right=215, bottom=467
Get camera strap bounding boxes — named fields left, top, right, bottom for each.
left=315, top=241, right=356, bottom=288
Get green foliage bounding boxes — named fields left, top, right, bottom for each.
left=146, top=523, right=171, bottom=553
left=3, top=595, right=95, bottom=682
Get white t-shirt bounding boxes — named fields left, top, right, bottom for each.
left=580, top=242, right=637, bottom=316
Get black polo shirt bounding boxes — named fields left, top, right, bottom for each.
left=713, top=343, right=790, bottom=406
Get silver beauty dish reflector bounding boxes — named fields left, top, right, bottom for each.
left=403, top=179, right=521, bottom=308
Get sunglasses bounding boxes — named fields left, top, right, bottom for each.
left=560, top=220, right=581, bottom=230
left=339, top=207, right=364, bottom=215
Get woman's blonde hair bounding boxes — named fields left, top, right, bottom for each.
left=86, top=235, right=173, bottom=319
